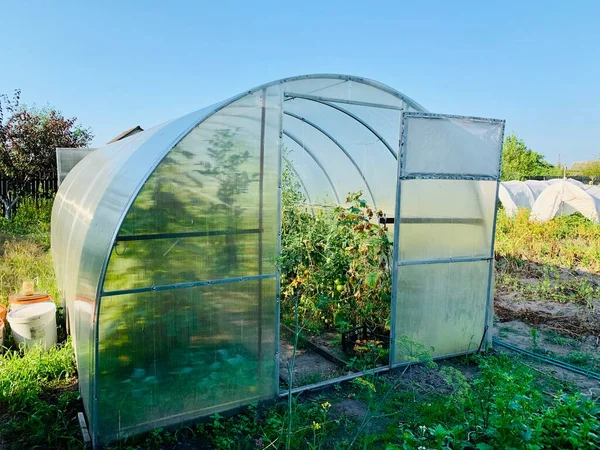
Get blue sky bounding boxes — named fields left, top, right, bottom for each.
left=2, top=1, right=598, bottom=165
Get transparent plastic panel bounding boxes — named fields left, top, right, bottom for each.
left=284, top=98, right=398, bottom=214
left=97, top=278, right=277, bottom=443
left=402, top=115, right=503, bottom=177
left=56, top=148, right=96, bottom=186
left=283, top=112, right=368, bottom=205
left=282, top=77, right=423, bottom=111
left=393, top=261, right=489, bottom=361
left=398, top=180, right=497, bottom=261
left=104, top=89, right=280, bottom=292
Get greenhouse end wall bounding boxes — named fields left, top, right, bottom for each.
left=95, top=88, right=282, bottom=443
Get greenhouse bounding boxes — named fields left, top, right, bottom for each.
left=530, top=178, right=600, bottom=223
left=497, top=180, right=548, bottom=217
left=51, top=74, right=505, bottom=446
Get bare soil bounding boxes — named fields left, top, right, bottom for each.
left=495, top=293, right=600, bottom=338
left=279, top=339, right=346, bottom=387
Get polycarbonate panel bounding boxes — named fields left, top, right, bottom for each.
left=393, top=261, right=489, bottom=360
left=56, top=148, right=96, bottom=186
left=399, top=180, right=497, bottom=261
left=402, top=115, right=503, bottom=176
left=97, top=87, right=281, bottom=444
left=282, top=76, right=425, bottom=111
left=283, top=98, right=400, bottom=214
left=51, top=124, right=173, bottom=418
left=97, top=278, right=276, bottom=442
left=104, top=89, right=280, bottom=292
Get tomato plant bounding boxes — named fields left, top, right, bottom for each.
left=280, top=164, right=392, bottom=333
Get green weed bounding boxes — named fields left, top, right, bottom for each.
left=0, top=340, right=82, bottom=449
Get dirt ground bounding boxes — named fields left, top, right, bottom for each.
left=495, top=293, right=600, bottom=337
left=278, top=339, right=346, bottom=387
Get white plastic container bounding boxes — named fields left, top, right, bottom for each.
left=7, top=302, right=57, bottom=350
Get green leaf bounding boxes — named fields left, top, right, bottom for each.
left=365, top=272, right=380, bottom=289
left=476, top=444, right=495, bottom=450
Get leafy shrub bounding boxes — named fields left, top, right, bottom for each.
left=387, top=355, right=600, bottom=449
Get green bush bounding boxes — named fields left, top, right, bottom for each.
left=387, top=355, right=600, bottom=449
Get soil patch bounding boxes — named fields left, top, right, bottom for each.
left=495, top=296, right=600, bottom=338
left=279, top=340, right=345, bottom=387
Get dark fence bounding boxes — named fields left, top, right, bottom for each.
left=0, top=171, right=57, bottom=214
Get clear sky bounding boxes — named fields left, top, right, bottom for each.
left=2, top=0, right=598, bottom=166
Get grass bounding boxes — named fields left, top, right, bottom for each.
left=495, top=209, right=600, bottom=306
left=0, top=340, right=82, bottom=449
left=106, top=354, right=600, bottom=450
left=0, top=197, right=80, bottom=449
left=495, top=209, right=600, bottom=273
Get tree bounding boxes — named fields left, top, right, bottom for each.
left=500, top=134, right=554, bottom=181
left=0, top=89, right=93, bottom=218
left=580, top=158, right=600, bottom=184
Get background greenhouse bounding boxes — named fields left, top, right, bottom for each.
left=498, top=178, right=600, bottom=222
left=51, top=74, right=505, bottom=447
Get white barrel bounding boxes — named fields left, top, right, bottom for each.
left=6, top=302, right=57, bottom=350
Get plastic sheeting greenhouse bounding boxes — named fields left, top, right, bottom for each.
left=51, top=74, right=505, bottom=446
left=530, top=179, right=600, bottom=223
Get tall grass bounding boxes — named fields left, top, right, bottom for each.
left=0, top=238, right=59, bottom=307
left=0, top=196, right=57, bottom=306
left=495, top=209, right=600, bottom=272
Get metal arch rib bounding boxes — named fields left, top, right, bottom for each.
left=282, top=155, right=315, bottom=214
left=284, top=94, right=397, bottom=159
left=283, top=130, right=341, bottom=204
left=284, top=110, right=377, bottom=208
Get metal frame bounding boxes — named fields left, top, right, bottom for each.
left=390, top=112, right=505, bottom=368
left=484, top=124, right=506, bottom=348
left=284, top=94, right=397, bottom=159
left=257, top=89, right=267, bottom=381
left=274, top=85, right=284, bottom=397
left=400, top=173, right=497, bottom=181
left=283, top=130, right=341, bottom=203
left=116, top=228, right=260, bottom=242
left=101, top=273, right=277, bottom=297
left=400, top=111, right=505, bottom=124
left=397, top=255, right=491, bottom=267
left=284, top=92, right=405, bottom=111
left=283, top=110, right=377, bottom=207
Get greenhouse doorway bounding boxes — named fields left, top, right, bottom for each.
left=278, top=110, right=505, bottom=394
left=278, top=96, right=400, bottom=393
